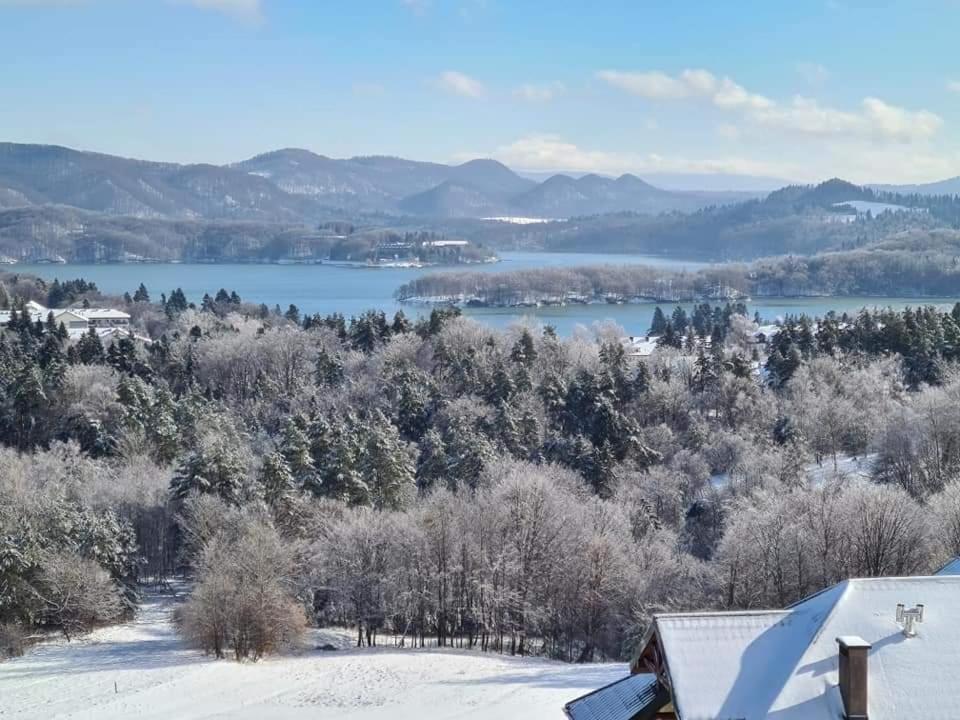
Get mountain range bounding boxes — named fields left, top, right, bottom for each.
left=0, top=142, right=757, bottom=222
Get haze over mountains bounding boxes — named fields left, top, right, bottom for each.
left=0, top=142, right=757, bottom=222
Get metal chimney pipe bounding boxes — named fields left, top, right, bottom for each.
left=837, top=636, right=871, bottom=720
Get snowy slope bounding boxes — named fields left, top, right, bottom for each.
left=0, top=588, right=624, bottom=719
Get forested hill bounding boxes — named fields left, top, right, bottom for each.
left=0, top=206, right=491, bottom=264
left=481, top=179, right=960, bottom=259
left=397, top=230, right=960, bottom=304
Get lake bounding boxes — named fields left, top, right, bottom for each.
left=11, top=252, right=960, bottom=336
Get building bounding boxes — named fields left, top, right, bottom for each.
left=0, top=301, right=131, bottom=339
left=74, top=308, right=132, bottom=328
left=565, top=561, right=960, bottom=720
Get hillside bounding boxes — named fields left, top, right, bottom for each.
left=0, top=586, right=623, bottom=720
left=0, top=142, right=754, bottom=222
left=0, top=143, right=327, bottom=222
left=0, top=205, right=490, bottom=264
left=494, top=179, right=960, bottom=259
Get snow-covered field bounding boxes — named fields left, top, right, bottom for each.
left=0, top=588, right=624, bottom=719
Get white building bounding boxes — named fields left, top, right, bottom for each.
left=0, top=301, right=132, bottom=339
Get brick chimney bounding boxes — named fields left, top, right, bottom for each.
left=836, top=636, right=871, bottom=720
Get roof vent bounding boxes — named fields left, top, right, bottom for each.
left=895, top=603, right=924, bottom=637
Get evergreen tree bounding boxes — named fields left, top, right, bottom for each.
left=170, top=439, right=247, bottom=506
left=280, top=416, right=317, bottom=488
left=649, top=306, right=668, bottom=335
left=391, top=310, right=411, bottom=335
left=487, top=361, right=516, bottom=404
left=315, top=348, right=344, bottom=387
left=671, top=306, right=689, bottom=334
left=510, top=329, right=537, bottom=368
left=588, top=440, right=617, bottom=498
left=416, top=428, right=448, bottom=491
left=260, top=451, right=296, bottom=509
left=518, top=408, right=542, bottom=462
left=147, top=387, right=180, bottom=465
left=444, top=420, right=492, bottom=490
left=12, top=365, right=46, bottom=450
left=657, top=321, right=682, bottom=349
left=133, top=283, right=150, bottom=303
left=165, top=288, right=189, bottom=317
left=360, top=411, right=416, bottom=510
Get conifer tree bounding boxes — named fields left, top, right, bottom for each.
left=280, top=416, right=317, bottom=488
left=416, top=428, right=448, bottom=491
left=649, top=306, right=668, bottom=335
left=360, top=410, right=416, bottom=510
left=260, top=451, right=296, bottom=510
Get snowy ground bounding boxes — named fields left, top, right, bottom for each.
left=0, top=588, right=625, bottom=719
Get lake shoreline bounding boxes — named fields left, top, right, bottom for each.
left=9, top=253, right=958, bottom=335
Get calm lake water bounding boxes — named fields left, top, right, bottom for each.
left=12, top=252, right=960, bottom=336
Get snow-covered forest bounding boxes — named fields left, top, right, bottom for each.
left=3, top=275, right=960, bottom=667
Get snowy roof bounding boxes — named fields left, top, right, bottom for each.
left=936, top=557, right=960, bottom=576
left=67, top=327, right=151, bottom=344
left=642, top=575, right=960, bottom=720
left=564, top=673, right=664, bottom=720
left=74, top=308, right=131, bottom=320
left=623, top=336, right=659, bottom=357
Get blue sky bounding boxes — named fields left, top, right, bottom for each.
left=2, top=0, right=960, bottom=183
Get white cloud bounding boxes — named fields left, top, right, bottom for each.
left=470, top=133, right=799, bottom=179
left=599, top=67, right=940, bottom=144
left=753, top=96, right=941, bottom=142
left=435, top=70, right=485, bottom=98
left=512, top=82, right=564, bottom=102
left=597, top=68, right=772, bottom=110
left=713, top=77, right=774, bottom=110
left=717, top=124, right=741, bottom=141
left=460, top=133, right=960, bottom=185
left=596, top=69, right=705, bottom=99
left=948, top=80, right=960, bottom=94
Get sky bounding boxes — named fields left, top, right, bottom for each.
left=2, top=0, right=960, bottom=185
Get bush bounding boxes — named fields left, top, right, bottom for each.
left=36, top=552, right=125, bottom=640
left=178, top=519, right=306, bottom=660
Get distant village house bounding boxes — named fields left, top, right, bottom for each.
left=0, top=300, right=140, bottom=341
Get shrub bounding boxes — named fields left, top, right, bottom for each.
left=179, top=520, right=306, bottom=660
left=36, top=552, right=125, bottom=640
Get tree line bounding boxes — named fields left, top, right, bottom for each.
left=397, top=232, right=960, bottom=306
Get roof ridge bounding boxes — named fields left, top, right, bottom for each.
left=654, top=609, right=790, bottom=620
